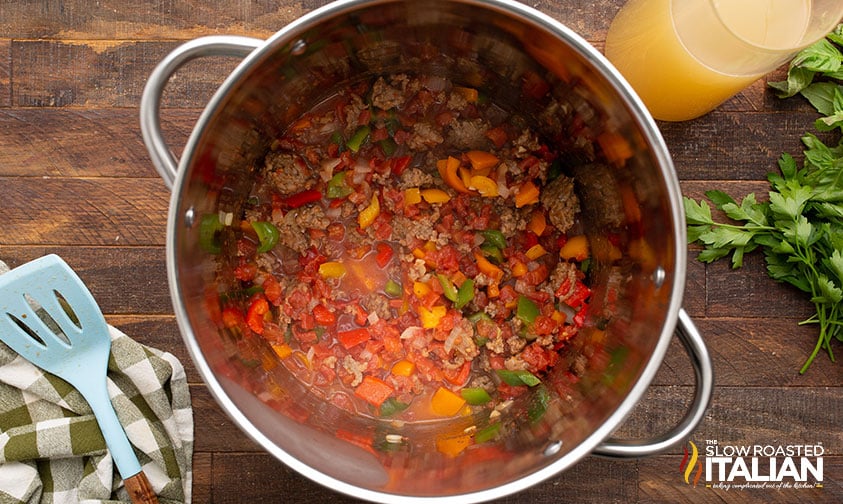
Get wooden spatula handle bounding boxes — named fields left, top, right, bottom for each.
left=124, top=472, right=159, bottom=504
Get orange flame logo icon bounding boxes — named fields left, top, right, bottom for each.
left=679, top=441, right=703, bottom=487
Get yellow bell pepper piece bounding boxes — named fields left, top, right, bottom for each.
left=404, top=187, right=422, bottom=206
left=419, top=305, right=446, bottom=328
left=514, top=180, right=540, bottom=208
left=525, top=243, right=547, bottom=260
left=421, top=188, right=451, bottom=204
left=469, top=175, right=498, bottom=197
left=431, top=386, right=467, bottom=417
left=358, top=193, right=380, bottom=229
left=413, top=281, right=432, bottom=298
left=318, top=261, right=347, bottom=278
left=559, top=235, right=590, bottom=261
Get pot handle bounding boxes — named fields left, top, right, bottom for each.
left=592, top=308, right=713, bottom=458
left=140, top=35, right=264, bottom=190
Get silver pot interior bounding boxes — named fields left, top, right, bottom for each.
left=169, top=0, right=681, bottom=500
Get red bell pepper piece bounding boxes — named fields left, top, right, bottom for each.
left=282, top=189, right=322, bottom=209
left=354, top=375, right=394, bottom=407
left=337, top=328, right=371, bottom=349
left=313, top=304, right=337, bottom=326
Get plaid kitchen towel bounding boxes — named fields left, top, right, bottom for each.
left=0, top=259, right=193, bottom=504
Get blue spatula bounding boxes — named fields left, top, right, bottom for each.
left=0, top=255, right=159, bottom=504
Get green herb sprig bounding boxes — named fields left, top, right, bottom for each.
left=685, top=25, right=843, bottom=374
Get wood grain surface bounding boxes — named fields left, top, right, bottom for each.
left=1, top=1, right=840, bottom=503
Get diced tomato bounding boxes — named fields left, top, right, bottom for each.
left=262, top=275, right=283, bottom=305
left=246, top=296, right=270, bottom=334
left=443, top=361, right=471, bottom=386
left=375, top=242, right=394, bottom=268
left=532, top=314, right=557, bottom=336
left=414, top=356, right=444, bottom=383
left=221, top=307, right=244, bottom=330
left=520, top=342, right=559, bottom=373
left=234, top=261, right=258, bottom=282
left=484, top=125, right=508, bottom=148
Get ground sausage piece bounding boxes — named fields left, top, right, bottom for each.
left=371, top=76, right=407, bottom=111
left=407, top=122, right=444, bottom=150
left=272, top=211, right=309, bottom=253
left=293, top=205, right=330, bottom=231
left=540, top=174, right=579, bottom=233
left=446, top=118, right=490, bottom=150
left=362, top=292, right=392, bottom=321
left=265, top=151, right=313, bottom=196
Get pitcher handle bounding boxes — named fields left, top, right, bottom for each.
left=593, top=309, right=714, bottom=458
left=140, top=35, right=263, bottom=189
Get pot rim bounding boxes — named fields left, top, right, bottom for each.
left=164, top=0, right=686, bottom=501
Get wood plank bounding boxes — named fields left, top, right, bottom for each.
left=0, top=246, right=170, bottom=314
left=11, top=40, right=245, bottom=108
left=662, top=110, right=820, bottom=181
left=0, top=0, right=317, bottom=40
left=0, top=177, right=168, bottom=245
left=651, top=316, right=837, bottom=388
left=0, top=39, right=10, bottom=107
left=191, top=452, right=213, bottom=504
left=0, top=108, right=199, bottom=177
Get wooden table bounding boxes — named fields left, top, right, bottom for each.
left=1, top=1, right=840, bottom=503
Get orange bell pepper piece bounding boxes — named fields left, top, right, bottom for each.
left=474, top=252, right=504, bottom=282
left=391, top=359, right=416, bottom=377
left=437, top=156, right=469, bottom=193
left=514, top=180, right=540, bottom=208
left=465, top=150, right=499, bottom=172
left=597, top=131, right=634, bottom=165
left=431, top=386, right=467, bottom=416
left=528, top=211, right=547, bottom=236
left=559, top=235, right=590, bottom=261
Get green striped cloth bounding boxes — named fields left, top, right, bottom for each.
left=0, top=260, right=193, bottom=503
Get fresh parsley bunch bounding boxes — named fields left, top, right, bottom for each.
left=684, top=25, right=843, bottom=374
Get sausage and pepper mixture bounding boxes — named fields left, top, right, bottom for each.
left=206, top=74, right=594, bottom=429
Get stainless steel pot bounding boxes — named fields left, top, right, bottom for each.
left=140, top=0, right=713, bottom=502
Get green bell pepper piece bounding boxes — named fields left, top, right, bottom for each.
left=252, top=221, right=280, bottom=253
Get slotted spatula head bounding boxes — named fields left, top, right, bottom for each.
left=0, top=254, right=111, bottom=384
left=0, top=254, right=159, bottom=503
